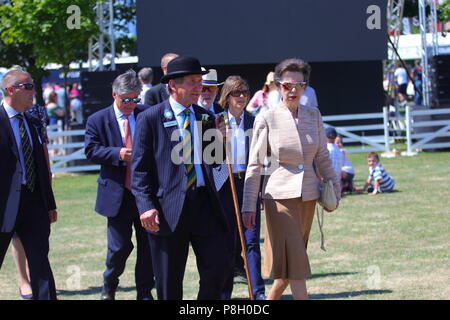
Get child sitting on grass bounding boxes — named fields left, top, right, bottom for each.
left=359, top=152, right=395, bottom=195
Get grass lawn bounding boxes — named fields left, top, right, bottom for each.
left=0, top=151, right=449, bottom=300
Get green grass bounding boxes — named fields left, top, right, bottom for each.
left=0, top=151, right=449, bottom=300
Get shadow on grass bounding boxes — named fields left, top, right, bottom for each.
left=309, top=289, right=393, bottom=300
left=277, top=289, right=393, bottom=300
left=310, top=271, right=359, bottom=279
left=57, top=286, right=135, bottom=296
left=234, top=272, right=359, bottom=286
left=342, top=189, right=401, bottom=198
left=232, top=290, right=393, bottom=300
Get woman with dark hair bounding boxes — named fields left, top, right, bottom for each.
left=242, top=58, right=340, bottom=300
left=216, top=76, right=266, bottom=300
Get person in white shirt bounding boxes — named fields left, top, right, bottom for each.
left=325, top=127, right=345, bottom=183
left=138, top=67, right=153, bottom=102
left=300, top=86, right=318, bottom=108
left=335, top=135, right=355, bottom=193
left=394, top=63, right=408, bottom=104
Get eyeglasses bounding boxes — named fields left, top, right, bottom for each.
left=12, top=83, right=35, bottom=91
left=279, top=82, right=307, bottom=91
left=202, top=86, right=218, bottom=93
left=230, top=90, right=249, bottom=97
left=121, top=97, right=141, bottom=104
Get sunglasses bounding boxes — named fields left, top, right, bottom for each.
left=280, top=82, right=307, bottom=91
left=230, top=90, right=249, bottom=98
left=12, top=83, right=35, bottom=91
left=202, top=86, right=218, bottom=93
left=121, top=97, right=141, bottom=104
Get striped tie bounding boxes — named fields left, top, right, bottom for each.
left=182, top=108, right=196, bottom=190
left=16, top=114, right=36, bottom=192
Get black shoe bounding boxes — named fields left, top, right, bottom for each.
left=100, top=288, right=115, bottom=300
left=137, top=292, right=154, bottom=300
left=255, top=293, right=266, bottom=300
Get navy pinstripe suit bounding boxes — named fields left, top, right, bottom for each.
left=131, top=99, right=229, bottom=300
left=85, top=104, right=154, bottom=299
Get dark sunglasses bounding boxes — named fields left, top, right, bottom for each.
left=121, top=97, right=141, bottom=104
left=202, top=86, right=218, bottom=93
left=280, top=82, right=307, bottom=91
left=12, top=83, right=35, bottom=91
left=230, top=90, right=249, bottom=98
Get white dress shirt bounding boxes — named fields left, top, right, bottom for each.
left=169, top=97, right=205, bottom=187
left=228, top=111, right=247, bottom=173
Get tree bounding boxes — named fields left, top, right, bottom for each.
left=0, top=0, right=99, bottom=126
left=113, top=0, right=137, bottom=56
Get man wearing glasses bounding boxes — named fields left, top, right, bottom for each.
left=84, top=70, right=154, bottom=300
left=198, top=68, right=224, bottom=115
left=0, top=68, right=58, bottom=299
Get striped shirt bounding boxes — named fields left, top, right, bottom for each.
left=369, top=163, right=395, bottom=192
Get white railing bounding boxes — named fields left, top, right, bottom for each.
left=47, top=121, right=100, bottom=173
left=45, top=107, right=450, bottom=172
left=322, top=107, right=391, bottom=153
left=404, top=106, right=450, bottom=155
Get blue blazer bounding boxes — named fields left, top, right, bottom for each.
left=84, top=104, right=149, bottom=217
left=131, top=100, right=228, bottom=235
left=0, top=104, right=56, bottom=233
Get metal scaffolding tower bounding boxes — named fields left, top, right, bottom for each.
left=386, top=0, right=405, bottom=106
left=88, top=0, right=116, bottom=71
left=419, top=0, right=440, bottom=107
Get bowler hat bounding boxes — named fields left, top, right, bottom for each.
left=161, top=56, right=208, bottom=84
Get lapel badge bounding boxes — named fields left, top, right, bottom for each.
left=164, top=110, right=174, bottom=120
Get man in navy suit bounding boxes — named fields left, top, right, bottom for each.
left=85, top=70, right=154, bottom=300
left=132, top=56, right=230, bottom=300
left=0, top=68, right=57, bottom=300
left=144, top=53, right=178, bottom=106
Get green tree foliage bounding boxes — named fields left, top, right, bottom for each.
left=113, top=0, right=137, bottom=55
left=0, top=0, right=99, bottom=107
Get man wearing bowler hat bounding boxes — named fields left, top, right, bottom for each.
left=131, top=56, right=230, bottom=300
left=198, top=68, right=223, bottom=115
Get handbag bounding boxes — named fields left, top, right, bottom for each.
left=317, top=179, right=337, bottom=211
left=313, top=162, right=338, bottom=251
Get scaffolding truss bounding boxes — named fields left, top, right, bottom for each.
left=88, top=0, right=116, bottom=71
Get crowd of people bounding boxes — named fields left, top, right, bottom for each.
left=384, top=60, right=423, bottom=107
left=0, top=53, right=396, bottom=301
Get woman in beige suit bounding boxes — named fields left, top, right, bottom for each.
left=242, top=58, right=340, bottom=300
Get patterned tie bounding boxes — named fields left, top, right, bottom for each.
left=123, top=115, right=132, bottom=190
left=16, top=114, right=36, bottom=192
left=182, top=108, right=196, bottom=190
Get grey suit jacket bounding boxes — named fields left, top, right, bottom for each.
left=242, top=103, right=340, bottom=213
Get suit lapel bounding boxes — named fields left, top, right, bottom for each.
left=243, top=112, right=254, bottom=164
left=296, top=105, right=306, bottom=162
left=162, top=100, right=180, bottom=150
left=0, top=103, right=20, bottom=160
left=107, top=105, right=123, bottom=147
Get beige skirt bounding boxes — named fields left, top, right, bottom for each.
left=263, top=197, right=316, bottom=280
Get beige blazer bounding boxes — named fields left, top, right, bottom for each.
left=242, top=103, right=340, bottom=213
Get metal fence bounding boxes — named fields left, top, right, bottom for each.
left=47, top=107, right=450, bottom=173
